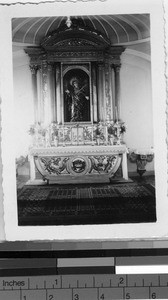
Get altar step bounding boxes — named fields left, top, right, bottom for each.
left=26, top=175, right=133, bottom=186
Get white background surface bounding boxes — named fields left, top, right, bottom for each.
left=0, top=0, right=167, bottom=242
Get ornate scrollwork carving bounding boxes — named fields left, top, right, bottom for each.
left=111, top=63, right=121, bottom=73
left=89, top=155, right=119, bottom=174
left=128, top=151, right=154, bottom=177
left=37, top=157, right=69, bottom=175
left=67, top=156, right=91, bottom=176
left=29, top=64, right=39, bottom=75
left=71, top=158, right=86, bottom=173
left=49, top=51, right=104, bottom=59
left=54, top=38, right=100, bottom=48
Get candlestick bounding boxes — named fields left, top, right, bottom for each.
left=77, top=124, right=79, bottom=146
left=71, top=127, right=72, bottom=146
left=105, top=125, right=108, bottom=145
left=92, top=125, right=94, bottom=145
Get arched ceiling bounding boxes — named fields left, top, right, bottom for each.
left=12, top=14, right=150, bottom=46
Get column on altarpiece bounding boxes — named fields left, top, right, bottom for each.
left=55, top=63, right=62, bottom=124
left=30, top=65, right=39, bottom=124
left=41, top=61, right=53, bottom=126
left=97, top=62, right=105, bottom=122
left=112, top=63, right=121, bottom=121
left=110, top=64, right=116, bottom=120
left=47, top=63, right=56, bottom=123
left=104, top=60, right=113, bottom=122
left=37, top=66, right=43, bottom=123
left=91, top=63, right=98, bottom=123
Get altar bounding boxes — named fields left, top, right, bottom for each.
left=29, top=144, right=128, bottom=184
left=25, top=17, right=128, bottom=185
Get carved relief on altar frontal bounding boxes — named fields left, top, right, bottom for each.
left=34, top=154, right=121, bottom=183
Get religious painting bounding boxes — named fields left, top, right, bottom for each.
left=63, top=68, right=91, bottom=123
left=0, top=0, right=167, bottom=241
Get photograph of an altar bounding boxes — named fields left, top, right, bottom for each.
left=13, top=14, right=156, bottom=226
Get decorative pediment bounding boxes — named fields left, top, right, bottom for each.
left=25, top=17, right=125, bottom=64
left=41, top=18, right=111, bottom=51
left=49, top=38, right=102, bottom=49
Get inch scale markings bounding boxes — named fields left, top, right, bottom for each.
left=1, top=274, right=168, bottom=299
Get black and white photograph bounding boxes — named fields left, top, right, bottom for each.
left=0, top=0, right=167, bottom=240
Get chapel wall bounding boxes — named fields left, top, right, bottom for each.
left=13, top=50, right=33, bottom=157
left=120, top=52, right=154, bottom=172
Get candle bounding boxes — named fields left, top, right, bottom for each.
left=63, top=125, right=65, bottom=146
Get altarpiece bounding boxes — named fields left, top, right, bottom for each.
left=25, top=18, right=128, bottom=184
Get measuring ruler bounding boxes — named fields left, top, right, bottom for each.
left=1, top=273, right=168, bottom=299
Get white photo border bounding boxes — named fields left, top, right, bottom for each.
left=0, top=0, right=167, bottom=241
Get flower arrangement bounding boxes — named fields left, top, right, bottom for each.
left=94, top=126, right=101, bottom=136
left=107, top=121, right=115, bottom=136
left=64, top=128, right=72, bottom=142
left=51, top=122, right=59, bottom=138
left=28, top=121, right=126, bottom=147
left=94, top=122, right=104, bottom=137
left=28, top=124, right=36, bottom=135
left=38, top=127, right=47, bottom=137
left=107, top=121, right=126, bottom=137
left=83, top=126, right=92, bottom=141
left=28, top=123, right=48, bottom=137
left=119, top=123, right=126, bottom=134
left=94, top=123, right=105, bottom=145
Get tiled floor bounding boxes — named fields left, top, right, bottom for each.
left=18, top=182, right=156, bottom=226
left=129, top=174, right=155, bottom=187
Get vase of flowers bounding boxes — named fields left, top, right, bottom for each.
left=107, top=121, right=126, bottom=145
left=95, top=127, right=101, bottom=145
left=120, top=123, right=126, bottom=135
left=109, top=135, right=115, bottom=145
left=107, top=123, right=115, bottom=145
left=36, top=124, right=47, bottom=147
left=45, top=129, right=51, bottom=148
left=28, top=125, right=36, bottom=136
left=116, top=122, right=126, bottom=144
left=51, top=123, right=59, bottom=147
left=54, top=136, right=58, bottom=147
left=28, top=124, right=38, bottom=147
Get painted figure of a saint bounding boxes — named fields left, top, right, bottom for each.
left=64, top=70, right=90, bottom=122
